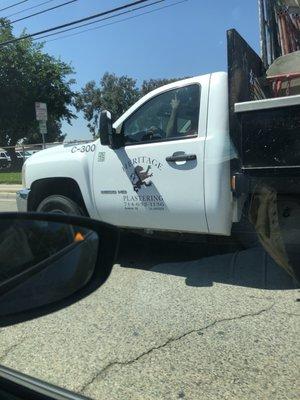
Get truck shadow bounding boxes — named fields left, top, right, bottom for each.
left=117, top=233, right=298, bottom=290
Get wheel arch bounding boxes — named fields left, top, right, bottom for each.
left=28, top=177, right=89, bottom=215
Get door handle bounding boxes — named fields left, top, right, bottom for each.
left=166, top=153, right=197, bottom=162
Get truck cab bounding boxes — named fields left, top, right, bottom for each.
left=20, top=72, right=234, bottom=237
left=94, top=72, right=233, bottom=235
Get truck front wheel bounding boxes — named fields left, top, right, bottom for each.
left=36, top=195, right=84, bottom=216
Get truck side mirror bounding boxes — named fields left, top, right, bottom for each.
left=99, top=110, right=125, bottom=149
left=99, top=110, right=112, bottom=146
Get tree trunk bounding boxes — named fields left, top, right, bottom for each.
left=6, top=146, right=23, bottom=172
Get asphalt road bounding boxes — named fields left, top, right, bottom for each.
left=0, top=198, right=299, bottom=400
left=0, top=198, right=18, bottom=212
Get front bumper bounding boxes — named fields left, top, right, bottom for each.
left=16, top=189, right=30, bottom=212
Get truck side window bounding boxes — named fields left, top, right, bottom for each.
left=122, top=84, right=200, bottom=144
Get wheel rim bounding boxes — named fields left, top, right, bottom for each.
left=49, top=209, right=66, bottom=215
left=38, top=205, right=77, bottom=242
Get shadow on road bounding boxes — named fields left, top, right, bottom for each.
left=117, top=233, right=298, bottom=290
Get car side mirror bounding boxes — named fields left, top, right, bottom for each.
left=0, top=212, right=119, bottom=327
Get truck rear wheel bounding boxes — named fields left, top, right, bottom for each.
left=277, top=195, right=300, bottom=282
left=232, top=198, right=259, bottom=249
left=249, top=186, right=300, bottom=282
left=36, top=195, right=84, bottom=216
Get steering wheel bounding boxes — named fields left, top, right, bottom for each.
left=142, top=126, right=164, bottom=141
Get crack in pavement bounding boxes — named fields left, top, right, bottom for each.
left=79, top=303, right=275, bottom=394
left=0, top=337, right=28, bottom=363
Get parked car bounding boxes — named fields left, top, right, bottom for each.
left=0, top=150, right=11, bottom=169
left=15, top=150, right=32, bottom=160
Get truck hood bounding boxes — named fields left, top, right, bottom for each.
left=21, top=141, right=97, bottom=219
left=23, top=141, right=96, bottom=191
left=28, top=144, right=65, bottom=162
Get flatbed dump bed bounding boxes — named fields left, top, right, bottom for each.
left=234, top=95, right=300, bottom=171
left=235, top=93, right=300, bottom=113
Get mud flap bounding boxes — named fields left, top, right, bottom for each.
left=249, top=185, right=296, bottom=279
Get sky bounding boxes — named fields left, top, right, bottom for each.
left=3, top=0, right=260, bottom=140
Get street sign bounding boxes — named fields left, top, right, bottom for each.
left=39, top=121, right=47, bottom=135
left=35, top=102, right=48, bottom=121
left=39, top=120, right=47, bottom=149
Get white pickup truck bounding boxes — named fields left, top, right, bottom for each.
left=17, top=30, right=300, bottom=279
left=18, top=71, right=236, bottom=235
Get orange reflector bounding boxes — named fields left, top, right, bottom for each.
left=74, top=232, right=85, bottom=242
left=231, top=176, right=236, bottom=191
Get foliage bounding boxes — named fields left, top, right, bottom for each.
left=75, top=73, right=140, bottom=136
left=140, top=77, right=183, bottom=96
left=75, top=73, right=186, bottom=136
left=0, top=172, right=21, bottom=184
left=0, top=19, right=76, bottom=149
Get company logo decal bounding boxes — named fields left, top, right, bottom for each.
left=131, top=165, right=153, bottom=192
left=101, top=156, right=165, bottom=211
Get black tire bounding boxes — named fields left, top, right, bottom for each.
left=249, top=189, right=300, bottom=283
left=36, top=195, right=84, bottom=216
left=232, top=199, right=259, bottom=249
left=277, top=195, right=300, bottom=282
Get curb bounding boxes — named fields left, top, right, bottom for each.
left=0, top=188, right=21, bottom=193
left=0, top=193, right=16, bottom=200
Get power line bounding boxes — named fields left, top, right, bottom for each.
left=35, top=0, right=165, bottom=41
left=0, top=0, right=30, bottom=13
left=43, top=0, right=187, bottom=43
left=0, top=0, right=153, bottom=47
left=5, top=0, right=57, bottom=19
left=11, top=0, right=78, bottom=24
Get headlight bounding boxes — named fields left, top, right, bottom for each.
left=21, top=161, right=26, bottom=187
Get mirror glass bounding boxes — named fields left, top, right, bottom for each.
left=0, top=219, right=99, bottom=316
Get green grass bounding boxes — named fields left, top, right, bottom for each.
left=0, top=172, right=22, bottom=184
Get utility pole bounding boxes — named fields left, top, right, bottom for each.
left=258, top=0, right=268, bottom=67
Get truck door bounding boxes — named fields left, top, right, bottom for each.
left=93, top=76, right=210, bottom=233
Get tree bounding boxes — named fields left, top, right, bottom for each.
left=75, top=72, right=139, bottom=137
left=75, top=74, right=186, bottom=136
left=0, top=19, right=75, bottom=152
left=140, top=78, right=184, bottom=96
left=23, top=119, right=66, bottom=144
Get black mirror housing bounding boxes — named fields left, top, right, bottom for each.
left=99, top=110, right=113, bottom=146
left=110, top=130, right=125, bottom=149
left=99, top=110, right=124, bottom=149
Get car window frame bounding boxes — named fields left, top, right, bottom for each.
left=121, top=83, right=202, bottom=147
